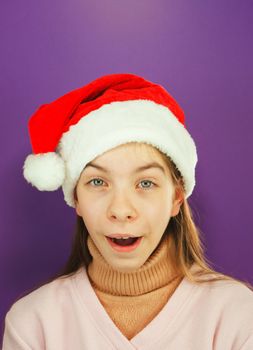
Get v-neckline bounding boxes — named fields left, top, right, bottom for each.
left=72, top=265, right=198, bottom=349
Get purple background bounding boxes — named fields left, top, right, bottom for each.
left=1, top=0, right=253, bottom=342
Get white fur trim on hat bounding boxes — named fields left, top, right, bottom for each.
left=23, top=152, right=65, bottom=191
left=57, top=100, right=198, bottom=207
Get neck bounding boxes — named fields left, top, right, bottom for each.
left=87, top=232, right=181, bottom=296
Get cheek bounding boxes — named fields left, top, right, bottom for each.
left=141, top=201, right=172, bottom=234
left=145, top=190, right=173, bottom=216
left=76, top=200, right=90, bottom=217
left=76, top=195, right=103, bottom=226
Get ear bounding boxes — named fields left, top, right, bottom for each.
left=74, top=191, right=81, bottom=216
left=73, top=185, right=82, bottom=216
left=171, top=186, right=184, bottom=217
left=75, top=197, right=84, bottom=217
left=75, top=201, right=81, bottom=217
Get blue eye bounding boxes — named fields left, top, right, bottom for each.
left=89, top=178, right=104, bottom=186
left=139, top=180, right=154, bottom=189
left=88, top=178, right=155, bottom=189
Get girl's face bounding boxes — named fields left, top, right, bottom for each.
left=75, top=142, right=183, bottom=272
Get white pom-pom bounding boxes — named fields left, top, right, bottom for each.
left=23, top=152, right=65, bottom=191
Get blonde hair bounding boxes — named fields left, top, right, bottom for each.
left=52, top=141, right=252, bottom=291
left=149, top=143, right=253, bottom=289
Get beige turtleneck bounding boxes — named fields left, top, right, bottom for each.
left=87, top=233, right=183, bottom=340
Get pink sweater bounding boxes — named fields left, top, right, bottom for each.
left=2, top=266, right=253, bottom=350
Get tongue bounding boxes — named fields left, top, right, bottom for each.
left=113, top=237, right=138, bottom=246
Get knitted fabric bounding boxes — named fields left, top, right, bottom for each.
left=87, top=233, right=183, bottom=340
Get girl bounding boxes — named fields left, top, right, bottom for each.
left=2, top=73, right=253, bottom=349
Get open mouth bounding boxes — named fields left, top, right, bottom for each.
left=107, top=237, right=139, bottom=246
left=106, top=236, right=143, bottom=252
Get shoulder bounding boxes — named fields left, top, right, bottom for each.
left=3, top=268, right=89, bottom=348
left=188, top=265, right=253, bottom=320
left=202, top=276, right=253, bottom=306
left=188, top=272, right=253, bottom=336
left=5, top=269, right=83, bottom=327
left=190, top=264, right=253, bottom=306
left=182, top=267, right=253, bottom=345
left=192, top=269, right=253, bottom=309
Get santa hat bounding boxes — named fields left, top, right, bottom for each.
left=23, top=73, right=198, bottom=207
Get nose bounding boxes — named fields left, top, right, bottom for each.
left=107, top=191, right=138, bottom=222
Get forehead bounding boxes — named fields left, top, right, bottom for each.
left=83, top=142, right=170, bottom=175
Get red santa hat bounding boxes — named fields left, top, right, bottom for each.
left=23, top=73, right=198, bottom=207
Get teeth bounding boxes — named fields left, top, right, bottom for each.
left=108, top=236, right=139, bottom=240
left=108, top=235, right=138, bottom=239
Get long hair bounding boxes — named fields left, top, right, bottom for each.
left=50, top=144, right=252, bottom=290
left=19, top=143, right=253, bottom=298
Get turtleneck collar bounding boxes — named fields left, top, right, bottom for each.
left=87, top=232, right=181, bottom=296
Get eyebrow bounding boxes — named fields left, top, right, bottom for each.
left=84, top=161, right=166, bottom=174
